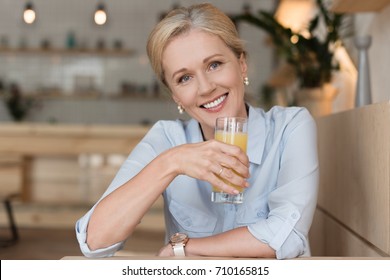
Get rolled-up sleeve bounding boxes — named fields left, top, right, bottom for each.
left=75, top=207, right=125, bottom=258
left=248, top=109, right=319, bottom=259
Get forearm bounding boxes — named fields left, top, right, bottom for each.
left=87, top=148, right=179, bottom=251
left=185, top=226, right=276, bottom=258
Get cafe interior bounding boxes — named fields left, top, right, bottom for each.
left=1, top=0, right=390, bottom=260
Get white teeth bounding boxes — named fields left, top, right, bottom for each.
left=203, top=95, right=226, bottom=109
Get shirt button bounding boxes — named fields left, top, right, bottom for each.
left=291, top=213, right=298, bottom=220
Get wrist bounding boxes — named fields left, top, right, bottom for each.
left=182, top=237, right=195, bottom=256
left=164, top=145, right=185, bottom=175
left=169, top=232, right=189, bottom=256
left=179, top=236, right=212, bottom=257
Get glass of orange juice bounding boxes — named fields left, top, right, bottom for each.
left=211, top=117, right=248, bottom=204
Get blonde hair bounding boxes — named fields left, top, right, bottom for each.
left=146, top=3, right=246, bottom=86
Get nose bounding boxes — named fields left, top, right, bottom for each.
left=197, top=73, right=216, bottom=96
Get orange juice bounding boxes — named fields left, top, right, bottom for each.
left=213, top=131, right=248, bottom=193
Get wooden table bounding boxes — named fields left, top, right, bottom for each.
left=0, top=122, right=150, bottom=201
left=61, top=255, right=390, bottom=260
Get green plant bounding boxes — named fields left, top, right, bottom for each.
left=235, top=0, right=346, bottom=88
left=3, top=83, right=35, bottom=121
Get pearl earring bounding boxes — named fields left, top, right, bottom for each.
left=177, top=104, right=184, bottom=114
left=243, top=77, right=249, bottom=86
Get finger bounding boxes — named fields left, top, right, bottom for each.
left=211, top=166, right=249, bottom=193
left=217, top=166, right=224, bottom=177
left=218, top=142, right=250, bottom=167
left=218, top=167, right=249, bottom=188
left=218, top=155, right=250, bottom=179
left=210, top=173, right=240, bottom=195
left=157, top=244, right=173, bottom=257
left=213, top=141, right=250, bottom=175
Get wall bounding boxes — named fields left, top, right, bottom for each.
left=0, top=0, right=274, bottom=124
left=363, top=5, right=390, bottom=103
left=0, top=97, right=182, bottom=125
left=352, top=5, right=390, bottom=104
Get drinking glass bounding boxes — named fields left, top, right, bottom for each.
left=211, top=117, right=248, bottom=204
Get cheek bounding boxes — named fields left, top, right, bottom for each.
left=171, top=86, right=197, bottom=106
left=216, top=66, right=243, bottom=85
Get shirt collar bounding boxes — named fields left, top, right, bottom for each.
left=247, top=104, right=265, bottom=165
left=187, top=118, right=204, bottom=143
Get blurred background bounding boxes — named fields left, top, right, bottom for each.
left=0, top=0, right=275, bottom=125
left=1, top=0, right=390, bottom=259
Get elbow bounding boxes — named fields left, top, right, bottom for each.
left=85, top=220, right=113, bottom=251
left=86, top=230, right=101, bottom=252
left=86, top=222, right=131, bottom=252
left=264, top=247, right=276, bottom=259
left=256, top=244, right=276, bottom=259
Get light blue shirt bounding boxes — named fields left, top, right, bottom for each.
left=76, top=105, right=319, bottom=259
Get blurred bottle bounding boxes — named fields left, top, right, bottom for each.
left=66, top=31, right=76, bottom=49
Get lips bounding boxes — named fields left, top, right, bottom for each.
left=200, top=93, right=228, bottom=109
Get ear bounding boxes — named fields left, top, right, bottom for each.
left=239, top=53, right=248, bottom=77
left=172, top=95, right=180, bottom=105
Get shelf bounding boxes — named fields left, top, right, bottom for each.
left=331, top=0, right=390, bottom=13
left=0, top=92, right=167, bottom=101
left=0, top=47, right=135, bottom=57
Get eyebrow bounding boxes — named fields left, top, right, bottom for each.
left=170, top=53, right=223, bottom=79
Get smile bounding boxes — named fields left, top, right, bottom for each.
left=201, top=94, right=227, bottom=109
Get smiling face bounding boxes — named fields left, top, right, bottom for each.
left=162, top=29, right=248, bottom=140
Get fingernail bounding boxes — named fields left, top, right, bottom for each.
left=233, top=189, right=239, bottom=195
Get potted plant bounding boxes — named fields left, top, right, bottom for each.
left=235, top=0, right=347, bottom=116
left=3, top=83, right=35, bottom=122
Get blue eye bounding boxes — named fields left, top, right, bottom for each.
left=178, top=75, right=191, bottom=84
left=209, top=61, right=221, bottom=70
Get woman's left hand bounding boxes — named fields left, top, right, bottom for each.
left=157, top=243, right=174, bottom=257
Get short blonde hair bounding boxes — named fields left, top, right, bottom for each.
left=146, top=3, right=246, bottom=86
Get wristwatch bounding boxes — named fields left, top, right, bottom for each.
left=169, top=232, right=189, bottom=256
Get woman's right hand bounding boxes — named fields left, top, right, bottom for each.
left=170, top=140, right=250, bottom=194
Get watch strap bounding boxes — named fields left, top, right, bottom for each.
left=172, top=244, right=185, bottom=256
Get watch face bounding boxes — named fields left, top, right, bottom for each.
left=170, top=232, right=187, bottom=243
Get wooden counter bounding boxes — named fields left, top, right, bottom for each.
left=0, top=123, right=150, bottom=156
left=0, top=122, right=150, bottom=201
left=309, top=102, right=390, bottom=257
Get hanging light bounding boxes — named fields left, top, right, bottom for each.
left=23, top=2, right=36, bottom=24
left=94, top=3, right=107, bottom=25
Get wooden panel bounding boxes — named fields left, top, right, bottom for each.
left=0, top=123, right=149, bottom=137
left=0, top=154, right=23, bottom=198
left=310, top=209, right=385, bottom=257
left=0, top=136, right=141, bottom=155
left=308, top=208, right=325, bottom=256
left=316, top=102, right=390, bottom=255
left=0, top=165, right=22, bottom=197
left=0, top=123, right=150, bottom=201
left=0, top=123, right=150, bottom=156
left=331, top=0, right=390, bottom=13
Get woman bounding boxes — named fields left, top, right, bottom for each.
left=76, top=3, right=318, bottom=259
